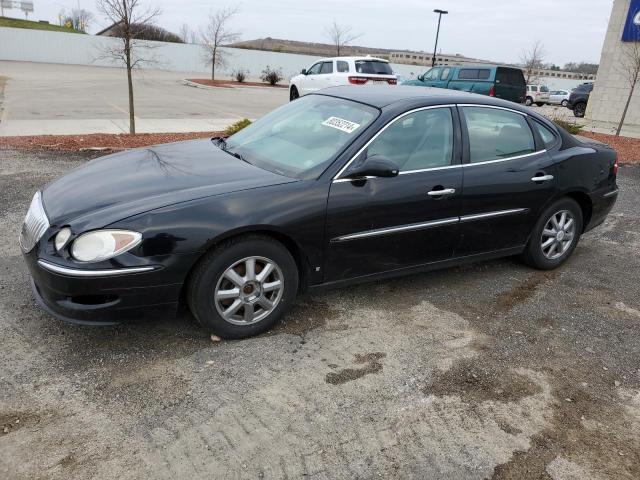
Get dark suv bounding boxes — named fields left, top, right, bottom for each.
left=566, top=83, right=593, bottom=118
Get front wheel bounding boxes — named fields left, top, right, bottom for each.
left=521, top=198, right=583, bottom=270
left=187, top=235, right=299, bottom=338
left=290, top=86, right=299, bottom=101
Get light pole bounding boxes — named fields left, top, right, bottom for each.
left=432, top=9, right=448, bottom=67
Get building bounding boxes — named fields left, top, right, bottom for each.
left=587, top=0, right=640, bottom=132
left=389, top=51, right=595, bottom=82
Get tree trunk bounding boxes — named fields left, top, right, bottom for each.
left=211, top=47, right=216, bottom=80
left=616, top=78, right=637, bottom=136
left=125, top=40, right=135, bottom=135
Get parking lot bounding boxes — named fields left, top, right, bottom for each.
left=1, top=147, right=639, bottom=479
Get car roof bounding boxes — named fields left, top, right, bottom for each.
left=314, top=85, right=531, bottom=111
left=314, top=56, right=389, bottom=63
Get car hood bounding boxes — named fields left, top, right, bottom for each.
left=42, top=139, right=296, bottom=228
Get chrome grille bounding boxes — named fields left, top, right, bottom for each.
left=20, top=191, right=49, bottom=253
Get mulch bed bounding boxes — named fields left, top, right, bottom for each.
left=578, top=131, right=640, bottom=165
left=1, top=130, right=638, bottom=165
left=187, top=79, right=287, bottom=89
left=0, top=132, right=223, bottom=153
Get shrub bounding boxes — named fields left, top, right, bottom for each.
left=225, top=119, right=252, bottom=136
left=260, top=66, right=283, bottom=86
left=233, top=69, right=248, bottom=83
left=552, top=118, right=585, bottom=135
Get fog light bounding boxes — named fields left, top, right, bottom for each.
left=55, top=227, right=72, bottom=251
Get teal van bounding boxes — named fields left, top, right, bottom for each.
left=402, top=65, right=526, bottom=104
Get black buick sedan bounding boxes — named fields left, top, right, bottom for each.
left=21, top=87, right=619, bottom=338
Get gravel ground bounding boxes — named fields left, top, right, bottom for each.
left=1, top=149, right=639, bottom=479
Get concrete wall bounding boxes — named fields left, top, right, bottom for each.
left=0, top=26, right=423, bottom=80
left=588, top=0, right=640, bottom=129
left=0, top=26, right=589, bottom=90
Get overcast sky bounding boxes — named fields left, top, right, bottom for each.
left=28, top=0, right=612, bottom=66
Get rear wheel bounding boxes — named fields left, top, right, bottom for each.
left=535, top=102, right=544, bottom=107
left=561, top=99, right=568, bottom=107
left=525, top=97, right=533, bottom=106
left=290, top=86, right=299, bottom=101
left=187, top=235, right=298, bottom=338
left=521, top=198, right=583, bottom=270
left=573, top=102, right=586, bottom=118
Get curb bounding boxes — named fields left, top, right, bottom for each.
left=182, top=79, right=287, bottom=91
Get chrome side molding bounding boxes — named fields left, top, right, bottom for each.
left=37, top=260, right=156, bottom=277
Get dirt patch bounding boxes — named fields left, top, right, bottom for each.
left=187, top=78, right=287, bottom=89
left=0, top=131, right=223, bottom=153
left=325, top=352, right=386, bottom=385
left=0, top=411, right=42, bottom=435
left=272, top=297, right=344, bottom=337
left=425, top=364, right=542, bottom=403
left=495, top=271, right=559, bottom=313
left=579, top=131, right=640, bottom=165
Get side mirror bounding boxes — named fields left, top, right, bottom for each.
left=417, top=74, right=424, bottom=81
left=343, top=155, right=399, bottom=179
left=301, top=68, right=307, bottom=75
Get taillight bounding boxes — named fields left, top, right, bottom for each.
left=348, top=76, right=368, bottom=85
left=388, top=78, right=397, bottom=85
left=489, top=85, right=495, bottom=97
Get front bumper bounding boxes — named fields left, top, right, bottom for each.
left=24, top=250, right=199, bottom=325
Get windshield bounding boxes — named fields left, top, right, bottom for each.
left=224, top=95, right=379, bottom=179
left=355, top=60, right=394, bottom=75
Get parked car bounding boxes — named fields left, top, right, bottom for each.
left=22, top=87, right=619, bottom=339
left=525, top=84, right=550, bottom=106
left=402, top=65, right=526, bottom=104
left=567, top=83, right=594, bottom=118
left=549, top=90, right=571, bottom=107
left=289, top=56, right=397, bottom=100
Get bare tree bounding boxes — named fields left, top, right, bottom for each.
left=179, top=23, right=191, bottom=43
left=324, top=20, right=361, bottom=57
left=96, top=0, right=161, bottom=134
left=520, top=41, right=545, bottom=83
left=200, top=6, right=240, bottom=81
left=59, top=8, right=94, bottom=32
left=616, top=40, right=640, bottom=136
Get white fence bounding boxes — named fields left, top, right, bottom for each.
left=0, top=26, right=586, bottom=90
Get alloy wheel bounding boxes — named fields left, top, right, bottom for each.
left=540, top=210, right=576, bottom=260
left=214, top=256, right=284, bottom=325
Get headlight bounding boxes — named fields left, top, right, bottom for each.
left=71, top=230, right=142, bottom=263
left=54, top=227, right=72, bottom=251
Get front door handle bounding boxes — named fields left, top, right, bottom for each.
left=427, top=188, right=456, bottom=196
left=531, top=174, right=554, bottom=183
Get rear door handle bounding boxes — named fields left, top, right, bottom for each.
left=427, top=188, right=456, bottom=196
left=531, top=174, right=554, bottom=183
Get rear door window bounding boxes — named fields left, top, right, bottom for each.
left=462, top=107, right=535, bottom=163
left=355, top=60, right=393, bottom=75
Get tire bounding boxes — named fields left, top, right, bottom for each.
left=187, top=235, right=299, bottom=339
left=535, top=102, right=544, bottom=107
left=521, top=198, right=583, bottom=270
left=525, top=97, right=533, bottom=106
left=290, top=86, right=299, bottom=101
left=573, top=102, right=586, bottom=118
left=561, top=100, right=568, bottom=107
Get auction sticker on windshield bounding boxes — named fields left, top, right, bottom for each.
left=321, top=117, right=361, bottom=133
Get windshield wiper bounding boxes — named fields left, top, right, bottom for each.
left=213, top=137, right=227, bottom=149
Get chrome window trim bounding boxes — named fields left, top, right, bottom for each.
left=37, top=260, right=156, bottom=277
left=333, top=104, right=457, bottom=181
left=331, top=208, right=527, bottom=242
left=331, top=217, right=459, bottom=243
left=462, top=150, right=547, bottom=167
left=457, top=103, right=529, bottom=116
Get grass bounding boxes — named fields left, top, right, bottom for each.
left=0, top=16, right=85, bottom=34
left=224, top=119, right=252, bottom=136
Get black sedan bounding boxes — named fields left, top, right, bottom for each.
left=21, top=87, right=619, bottom=338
